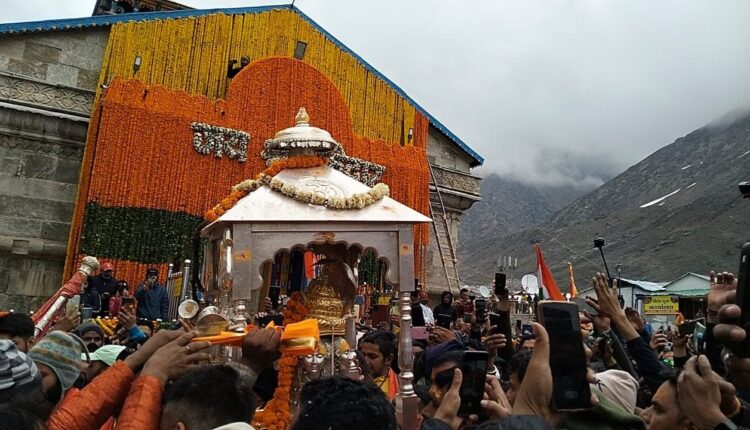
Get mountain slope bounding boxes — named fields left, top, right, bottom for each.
left=459, top=174, right=589, bottom=275
left=459, top=113, right=750, bottom=286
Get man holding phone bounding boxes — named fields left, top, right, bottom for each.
left=454, top=288, right=474, bottom=318
left=135, top=267, right=169, bottom=321
left=87, top=262, right=119, bottom=316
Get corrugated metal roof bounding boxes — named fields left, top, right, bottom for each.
left=0, top=5, right=484, bottom=166
left=642, top=289, right=707, bottom=298
left=619, top=277, right=667, bottom=292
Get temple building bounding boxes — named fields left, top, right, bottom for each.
left=0, top=4, right=482, bottom=312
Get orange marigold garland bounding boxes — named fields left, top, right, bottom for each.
left=69, top=56, right=432, bottom=287
left=252, top=292, right=308, bottom=430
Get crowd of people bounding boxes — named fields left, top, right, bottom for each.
left=77, top=265, right=170, bottom=322
left=1, top=268, right=749, bottom=430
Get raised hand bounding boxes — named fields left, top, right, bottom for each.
left=141, top=330, right=211, bottom=384
left=483, top=333, right=507, bottom=355
left=625, top=308, right=646, bottom=333
left=124, top=329, right=187, bottom=372
left=589, top=273, right=622, bottom=319
left=588, top=273, right=639, bottom=341
left=649, top=332, right=669, bottom=353
left=713, top=303, right=750, bottom=392
left=428, top=326, right=456, bottom=346
left=480, top=375, right=512, bottom=420
left=512, top=323, right=556, bottom=422
left=584, top=300, right=611, bottom=333
left=433, top=368, right=464, bottom=430
left=240, top=327, right=281, bottom=374
left=118, top=309, right=136, bottom=330
left=52, top=310, right=80, bottom=332
left=677, top=356, right=726, bottom=430
left=708, top=271, right=737, bottom=323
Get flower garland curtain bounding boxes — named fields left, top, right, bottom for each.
left=67, top=56, right=430, bottom=288
left=97, top=9, right=419, bottom=149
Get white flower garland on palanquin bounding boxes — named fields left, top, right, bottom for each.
left=232, top=174, right=389, bottom=210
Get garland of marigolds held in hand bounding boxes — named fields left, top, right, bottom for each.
left=252, top=292, right=308, bottom=430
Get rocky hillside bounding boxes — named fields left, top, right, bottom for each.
left=459, top=174, right=589, bottom=279
left=459, top=112, right=750, bottom=287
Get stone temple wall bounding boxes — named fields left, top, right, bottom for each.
left=0, top=29, right=107, bottom=312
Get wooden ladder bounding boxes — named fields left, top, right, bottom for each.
left=428, top=163, right=460, bottom=295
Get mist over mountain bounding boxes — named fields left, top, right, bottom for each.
left=459, top=112, right=750, bottom=288
left=458, top=174, right=592, bottom=281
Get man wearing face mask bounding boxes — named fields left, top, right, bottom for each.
left=74, top=321, right=105, bottom=353
left=87, top=262, right=119, bottom=317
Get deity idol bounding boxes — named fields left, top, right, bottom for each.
left=292, top=258, right=362, bottom=409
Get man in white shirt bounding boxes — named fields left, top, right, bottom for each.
left=419, top=291, right=434, bottom=325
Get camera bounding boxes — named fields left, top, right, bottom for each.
left=594, top=238, right=605, bottom=248
left=740, top=181, right=750, bottom=198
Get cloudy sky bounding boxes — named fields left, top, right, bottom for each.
left=3, top=1, right=749, bottom=187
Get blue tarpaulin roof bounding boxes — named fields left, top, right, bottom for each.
left=0, top=4, right=484, bottom=166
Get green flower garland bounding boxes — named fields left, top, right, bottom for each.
left=80, top=202, right=204, bottom=263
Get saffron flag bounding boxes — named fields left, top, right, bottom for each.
left=535, top=244, right=566, bottom=301
left=568, top=262, right=579, bottom=298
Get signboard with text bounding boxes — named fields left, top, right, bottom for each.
left=644, top=295, right=679, bottom=315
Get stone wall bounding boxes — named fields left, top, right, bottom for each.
left=427, top=127, right=473, bottom=172
left=425, top=126, right=482, bottom=293
left=0, top=29, right=108, bottom=92
left=0, top=29, right=107, bottom=312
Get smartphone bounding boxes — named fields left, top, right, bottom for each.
left=436, top=313, right=452, bottom=329
left=495, top=272, right=508, bottom=297
left=573, top=296, right=598, bottom=317
left=66, top=295, right=80, bottom=317
left=521, top=324, right=534, bottom=337
left=694, top=321, right=706, bottom=355
left=538, top=301, right=592, bottom=411
left=458, top=350, right=488, bottom=415
left=475, top=298, right=487, bottom=322
left=733, top=242, right=750, bottom=356
left=121, top=296, right=136, bottom=313
left=269, top=285, right=281, bottom=309
left=81, top=306, right=93, bottom=321
left=678, top=319, right=698, bottom=337
left=489, top=313, right=501, bottom=329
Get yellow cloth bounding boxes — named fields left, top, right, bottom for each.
left=280, top=319, right=320, bottom=355
left=373, top=375, right=390, bottom=398
left=373, top=369, right=399, bottom=400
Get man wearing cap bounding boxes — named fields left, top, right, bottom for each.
left=27, top=330, right=84, bottom=404
left=0, top=339, right=40, bottom=403
left=135, top=267, right=169, bottom=321
left=75, top=321, right=105, bottom=353
left=87, top=262, right=119, bottom=317
left=82, top=344, right=127, bottom=385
